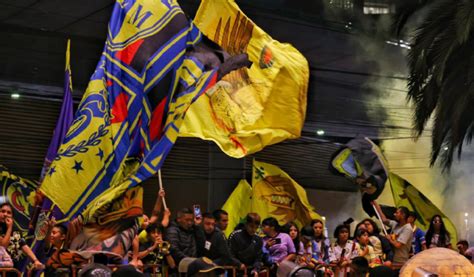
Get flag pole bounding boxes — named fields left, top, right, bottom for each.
left=157, top=170, right=168, bottom=210
left=372, top=203, right=388, bottom=236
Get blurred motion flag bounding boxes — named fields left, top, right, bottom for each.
left=39, top=39, right=74, bottom=181
left=180, top=0, right=309, bottom=158
left=388, top=173, right=458, bottom=246
left=221, top=179, right=252, bottom=237
left=0, top=165, right=38, bottom=237
left=251, top=160, right=321, bottom=227
left=330, top=137, right=389, bottom=215
left=39, top=0, right=223, bottom=231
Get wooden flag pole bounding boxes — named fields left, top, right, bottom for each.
left=157, top=170, right=168, bottom=210
left=372, top=203, right=388, bottom=236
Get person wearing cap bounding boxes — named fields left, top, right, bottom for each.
left=407, top=211, right=426, bottom=255
left=228, top=213, right=264, bottom=276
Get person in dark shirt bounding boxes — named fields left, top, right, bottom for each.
left=165, top=208, right=197, bottom=266
left=195, top=213, right=237, bottom=266
left=212, top=210, right=229, bottom=235
left=228, top=213, right=263, bottom=276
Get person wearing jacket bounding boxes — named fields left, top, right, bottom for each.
left=228, top=213, right=263, bottom=276
left=165, top=208, right=197, bottom=266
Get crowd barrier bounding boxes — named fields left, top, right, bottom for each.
left=0, top=268, right=21, bottom=277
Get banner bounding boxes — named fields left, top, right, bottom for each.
left=0, top=166, right=38, bottom=237
left=39, top=39, right=74, bottom=181
left=180, top=0, right=309, bottom=158
left=251, top=160, right=321, bottom=227
left=388, top=173, right=458, bottom=246
left=39, top=0, right=224, bottom=228
left=330, top=137, right=389, bottom=215
left=221, top=179, right=252, bottom=237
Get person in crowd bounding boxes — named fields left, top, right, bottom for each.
left=0, top=202, right=44, bottom=270
left=407, top=211, right=426, bottom=254
left=133, top=189, right=171, bottom=266
left=195, top=212, right=237, bottom=266
left=361, top=218, right=393, bottom=267
left=261, top=217, right=296, bottom=267
left=228, top=213, right=263, bottom=276
left=355, top=228, right=381, bottom=267
left=372, top=201, right=413, bottom=267
left=166, top=208, right=197, bottom=266
left=329, top=224, right=359, bottom=276
left=212, top=209, right=229, bottom=234
left=310, top=219, right=330, bottom=263
left=44, top=223, right=68, bottom=275
left=137, top=223, right=174, bottom=273
left=297, top=225, right=329, bottom=276
left=425, top=214, right=452, bottom=249
left=350, top=256, right=369, bottom=277
left=456, top=240, right=473, bottom=262
left=282, top=222, right=303, bottom=256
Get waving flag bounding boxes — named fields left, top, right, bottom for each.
left=38, top=0, right=248, bottom=247
left=251, top=160, right=321, bottom=227
left=180, top=0, right=309, bottom=158
left=40, top=40, right=75, bottom=181
left=221, top=179, right=252, bottom=237
left=330, top=137, right=389, bottom=215
left=388, top=173, right=458, bottom=246
left=0, top=165, right=38, bottom=237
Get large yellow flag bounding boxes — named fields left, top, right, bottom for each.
left=222, top=179, right=252, bottom=237
left=388, top=173, right=458, bottom=246
left=251, top=160, right=321, bottom=227
left=180, top=0, right=309, bottom=158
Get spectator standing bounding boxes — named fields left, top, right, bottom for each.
left=407, top=211, right=426, bottom=254
left=425, top=215, right=452, bottom=249
left=372, top=201, right=413, bottom=268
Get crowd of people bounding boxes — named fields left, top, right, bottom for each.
left=0, top=189, right=472, bottom=277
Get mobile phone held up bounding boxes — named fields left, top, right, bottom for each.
left=274, top=238, right=281, bottom=244
left=193, top=204, right=202, bottom=219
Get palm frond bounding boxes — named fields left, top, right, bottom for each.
left=403, top=0, right=474, bottom=169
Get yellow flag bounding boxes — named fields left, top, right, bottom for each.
left=388, top=173, right=458, bottom=246
left=180, top=0, right=309, bottom=158
left=252, top=160, right=321, bottom=227
left=222, top=179, right=252, bottom=237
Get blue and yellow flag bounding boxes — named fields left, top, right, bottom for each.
left=40, top=0, right=219, bottom=225
left=180, top=0, right=309, bottom=158
left=0, top=165, right=38, bottom=237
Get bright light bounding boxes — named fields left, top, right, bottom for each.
left=443, top=146, right=449, bottom=151
left=316, top=129, right=325, bottom=136
left=322, top=216, right=326, bottom=221
left=11, top=93, right=20, bottom=99
left=465, top=213, right=469, bottom=217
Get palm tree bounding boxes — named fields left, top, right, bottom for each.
left=394, top=0, right=474, bottom=169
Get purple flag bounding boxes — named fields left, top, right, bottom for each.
left=40, top=39, right=74, bottom=181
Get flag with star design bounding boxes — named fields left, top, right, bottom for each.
left=39, top=0, right=221, bottom=228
